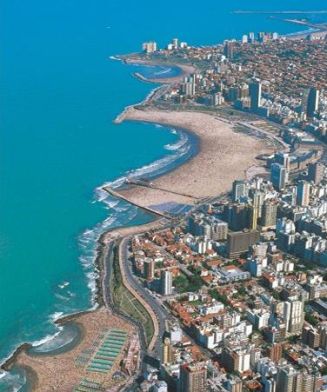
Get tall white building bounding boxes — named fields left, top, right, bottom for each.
left=161, top=270, right=172, bottom=296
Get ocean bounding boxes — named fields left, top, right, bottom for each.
left=0, top=0, right=326, bottom=389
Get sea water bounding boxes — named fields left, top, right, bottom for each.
left=0, top=0, right=326, bottom=389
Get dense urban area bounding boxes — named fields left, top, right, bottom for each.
left=123, top=26, right=327, bottom=392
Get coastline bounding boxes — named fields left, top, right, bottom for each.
left=115, top=107, right=276, bottom=211
left=120, top=56, right=197, bottom=84
left=1, top=57, right=279, bottom=390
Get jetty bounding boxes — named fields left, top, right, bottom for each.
left=102, top=186, right=172, bottom=219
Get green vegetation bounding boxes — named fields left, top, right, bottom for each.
left=287, top=335, right=299, bottom=344
left=209, top=289, right=229, bottom=306
left=173, top=274, right=203, bottom=293
left=305, top=313, right=319, bottom=327
left=110, top=244, right=154, bottom=346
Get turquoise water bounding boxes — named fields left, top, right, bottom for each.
left=0, top=0, right=326, bottom=389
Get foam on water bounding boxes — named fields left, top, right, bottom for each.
left=31, top=328, right=63, bottom=348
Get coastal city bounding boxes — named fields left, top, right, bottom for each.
left=2, top=9, right=327, bottom=392
left=108, top=19, right=327, bottom=392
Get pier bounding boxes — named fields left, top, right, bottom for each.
left=102, top=186, right=172, bottom=219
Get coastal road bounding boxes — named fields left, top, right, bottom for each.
left=119, top=236, right=214, bottom=360
left=119, top=237, right=170, bottom=359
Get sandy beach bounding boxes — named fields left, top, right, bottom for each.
left=118, top=108, right=275, bottom=211
left=11, top=308, right=135, bottom=392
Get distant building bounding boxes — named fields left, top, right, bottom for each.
left=249, top=191, right=262, bottom=230
left=284, top=299, right=304, bottom=335
left=161, top=270, right=172, bottom=296
left=162, top=337, right=173, bottom=365
left=296, top=181, right=311, bottom=207
left=227, top=230, right=260, bottom=258
left=308, top=162, right=324, bottom=185
left=224, top=41, right=234, bottom=60
left=221, top=346, right=251, bottom=373
left=306, top=87, right=320, bottom=118
left=226, top=203, right=250, bottom=231
left=275, top=152, right=290, bottom=171
left=144, top=258, right=155, bottom=281
left=152, top=380, right=168, bottom=392
left=276, top=365, right=301, bottom=392
left=271, top=163, right=288, bottom=191
left=142, top=41, right=158, bottom=53
left=242, top=34, right=248, bottom=44
left=224, top=377, right=243, bottom=392
left=261, top=200, right=278, bottom=228
left=276, top=366, right=319, bottom=392
left=302, top=325, right=320, bottom=349
left=172, top=38, right=179, bottom=49
left=249, top=80, right=262, bottom=111
left=179, top=363, right=207, bottom=392
left=267, top=343, right=282, bottom=364
left=232, top=180, right=247, bottom=202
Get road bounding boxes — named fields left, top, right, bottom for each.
left=119, top=237, right=171, bottom=359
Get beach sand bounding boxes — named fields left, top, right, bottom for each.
left=118, top=108, right=275, bottom=210
left=12, top=308, right=135, bottom=392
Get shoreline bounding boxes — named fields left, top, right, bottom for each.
left=115, top=107, right=276, bottom=211
left=1, top=57, right=279, bottom=390
left=120, top=55, right=197, bottom=84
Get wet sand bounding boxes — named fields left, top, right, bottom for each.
left=118, top=108, right=275, bottom=210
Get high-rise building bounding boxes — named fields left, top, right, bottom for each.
left=267, top=343, right=282, bottom=364
left=296, top=181, right=311, bottom=207
left=249, top=32, right=255, bottom=42
left=249, top=80, right=262, bottom=111
left=276, top=366, right=301, bottom=392
left=285, top=299, right=304, bottom=335
left=250, top=192, right=262, bottom=230
left=271, top=163, right=288, bottom=191
left=227, top=204, right=250, bottom=231
left=212, top=220, right=228, bottom=241
left=275, top=152, right=290, bottom=171
left=302, top=325, right=320, bottom=349
left=232, top=180, right=247, bottom=202
left=242, top=34, right=248, bottom=44
left=308, top=162, right=324, bottom=185
left=306, top=87, right=320, bottom=118
left=161, top=270, right=172, bottom=296
left=276, top=366, right=319, bottom=392
left=172, top=38, right=179, bottom=49
left=261, top=200, right=278, bottom=228
left=144, top=258, right=155, bottom=281
left=221, top=347, right=251, bottom=373
left=162, top=337, right=173, bottom=365
left=225, top=377, right=243, bottom=392
left=179, top=363, right=207, bottom=392
left=227, top=230, right=260, bottom=258
left=224, top=41, right=234, bottom=60
left=142, top=41, right=158, bottom=53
